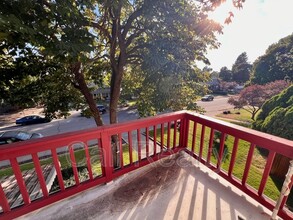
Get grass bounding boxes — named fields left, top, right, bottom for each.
left=216, top=108, right=253, bottom=123
left=0, top=144, right=137, bottom=178
left=127, top=100, right=137, bottom=107
left=219, top=118, right=252, bottom=128
left=1, top=124, right=291, bottom=209
left=150, top=122, right=292, bottom=209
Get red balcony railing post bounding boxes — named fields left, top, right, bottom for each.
left=84, top=142, right=94, bottom=180
left=228, top=137, right=239, bottom=177
left=0, top=183, right=10, bottom=213
left=128, top=131, right=133, bottom=163
left=242, top=143, right=256, bottom=185
left=101, top=132, right=113, bottom=182
left=207, top=128, right=215, bottom=165
left=51, top=149, right=65, bottom=191
left=32, top=153, right=49, bottom=197
left=173, top=121, right=178, bottom=148
left=10, top=158, right=31, bottom=205
left=179, top=118, right=189, bottom=149
left=258, top=151, right=276, bottom=196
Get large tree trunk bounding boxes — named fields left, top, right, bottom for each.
left=109, top=65, right=124, bottom=168
left=72, top=62, right=103, bottom=127
left=109, top=70, right=123, bottom=124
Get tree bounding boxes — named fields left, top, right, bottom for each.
left=0, top=0, right=246, bottom=121
left=0, top=52, right=86, bottom=118
left=219, top=66, right=233, bottom=81
left=253, top=85, right=293, bottom=137
left=135, top=67, right=208, bottom=117
left=231, top=52, right=252, bottom=84
left=228, top=80, right=290, bottom=120
left=0, top=0, right=245, bottom=166
left=0, top=0, right=104, bottom=125
left=253, top=85, right=293, bottom=179
left=92, top=0, right=225, bottom=124
left=250, top=33, right=293, bottom=85
left=219, top=81, right=237, bottom=92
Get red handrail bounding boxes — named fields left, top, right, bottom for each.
left=0, top=111, right=292, bottom=219
left=185, top=112, right=293, bottom=219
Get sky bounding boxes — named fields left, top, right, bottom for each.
left=204, top=0, right=293, bottom=72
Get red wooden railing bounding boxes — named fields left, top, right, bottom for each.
left=0, top=111, right=292, bottom=219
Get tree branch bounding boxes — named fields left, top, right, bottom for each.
left=71, top=81, right=81, bottom=90
left=122, top=6, right=144, bottom=40
left=125, top=28, right=146, bottom=47
left=126, top=43, right=149, bottom=56
left=90, top=21, right=111, bottom=41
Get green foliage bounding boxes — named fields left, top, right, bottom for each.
left=136, top=69, right=208, bottom=117
left=110, top=0, right=222, bottom=117
left=219, top=66, right=233, bottom=81
left=0, top=52, right=85, bottom=118
left=228, top=80, right=290, bottom=120
left=253, top=85, right=293, bottom=140
left=0, top=0, right=95, bottom=59
left=0, top=0, right=235, bottom=122
left=231, top=52, right=252, bottom=84
left=250, top=33, right=293, bottom=85
left=0, top=0, right=105, bottom=118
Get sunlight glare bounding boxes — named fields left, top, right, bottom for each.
left=208, top=1, right=234, bottom=25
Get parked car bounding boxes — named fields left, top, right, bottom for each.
left=97, top=105, right=107, bottom=114
left=0, top=130, right=43, bottom=145
left=80, top=105, right=107, bottom=117
left=201, top=95, right=214, bottom=101
left=16, top=115, right=51, bottom=125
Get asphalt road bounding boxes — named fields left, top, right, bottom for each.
left=0, top=107, right=139, bottom=137
left=0, top=96, right=232, bottom=137
left=197, top=95, right=233, bottom=116
left=0, top=96, right=233, bottom=167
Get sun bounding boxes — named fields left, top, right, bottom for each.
left=208, top=1, right=234, bottom=25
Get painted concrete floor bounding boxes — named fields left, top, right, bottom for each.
left=20, top=152, right=279, bottom=220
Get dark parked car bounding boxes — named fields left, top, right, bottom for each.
left=0, top=131, right=43, bottom=145
left=97, top=105, right=106, bottom=114
left=16, top=115, right=51, bottom=125
left=201, top=95, right=214, bottom=101
left=80, top=105, right=107, bottom=117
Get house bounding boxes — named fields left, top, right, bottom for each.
left=92, top=87, right=110, bottom=100
left=207, top=77, right=221, bottom=92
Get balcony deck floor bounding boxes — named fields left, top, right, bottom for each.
left=20, top=152, right=279, bottom=220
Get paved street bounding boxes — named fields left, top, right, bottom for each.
left=0, top=96, right=232, bottom=137
left=196, top=95, right=234, bottom=117
left=0, top=107, right=139, bottom=137
left=0, top=96, right=233, bottom=167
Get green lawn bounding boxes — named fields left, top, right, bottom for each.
left=1, top=127, right=291, bottom=209
left=0, top=144, right=137, bottom=178
left=216, top=108, right=253, bottom=123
